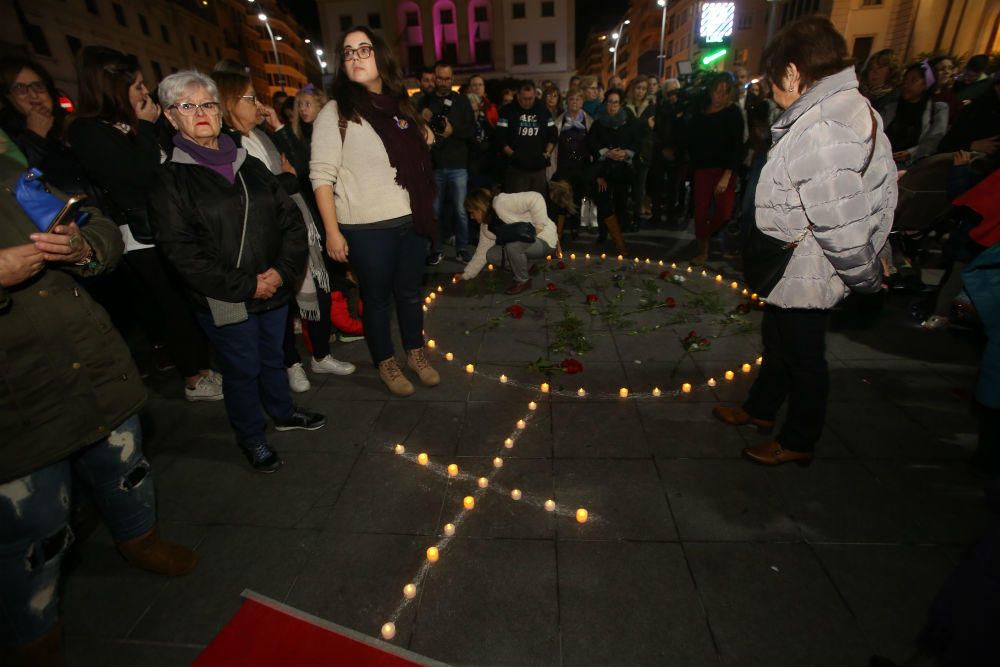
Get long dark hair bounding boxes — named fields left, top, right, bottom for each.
left=0, top=57, right=66, bottom=139
left=331, top=25, right=422, bottom=131
left=75, top=46, right=140, bottom=132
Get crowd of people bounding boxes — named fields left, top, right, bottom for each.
left=1, top=13, right=998, bottom=665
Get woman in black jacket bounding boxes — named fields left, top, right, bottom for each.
left=587, top=88, right=633, bottom=256
left=148, top=71, right=318, bottom=473
left=68, top=47, right=220, bottom=402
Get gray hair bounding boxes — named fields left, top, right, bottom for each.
left=663, top=78, right=681, bottom=91
left=158, top=70, right=218, bottom=108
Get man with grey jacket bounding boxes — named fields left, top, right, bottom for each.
left=713, top=17, right=896, bottom=467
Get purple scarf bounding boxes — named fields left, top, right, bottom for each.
left=173, top=132, right=238, bottom=183
left=356, top=93, right=437, bottom=241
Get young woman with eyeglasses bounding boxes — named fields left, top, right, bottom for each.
left=69, top=46, right=221, bottom=403
left=310, top=26, right=438, bottom=397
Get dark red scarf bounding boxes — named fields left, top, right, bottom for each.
left=357, top=93, right=437, bottom=241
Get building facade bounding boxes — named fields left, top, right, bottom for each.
left=317, top=0, right=577, bottom=88
left=1, top=0, right=321, bottom=102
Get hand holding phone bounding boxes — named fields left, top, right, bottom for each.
left=30, top=222, right=93, bottom=264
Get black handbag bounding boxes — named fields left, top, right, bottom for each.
left=488, top=219, right=536, bottom=245
left=743, top=107, right=878, bottom=298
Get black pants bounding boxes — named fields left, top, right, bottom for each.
left=743, top=306, right=830, bottom=453
left=503, top=167, right=548, bottom=197
left=123, top=247, right=212, bottom=378
left=283, top=286, right=333, bottom=366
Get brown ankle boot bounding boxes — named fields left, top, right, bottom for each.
left=378, top=357, right=415, bottom=396
left=711, top=406, right=775, bottom=434
left=117, top=528, right=198, bottom=577
left=603, top=215, right=627, bottom=256
left=12, top=623, right=64, bottom=667
left=407, top=348, right=440, bottom=387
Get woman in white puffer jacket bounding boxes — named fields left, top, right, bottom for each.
left=714, top=16, right=897, bottom=467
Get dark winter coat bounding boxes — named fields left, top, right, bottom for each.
left=147, top=147, right=308, bottom=314
left=0, top=155, right=144, bottom=483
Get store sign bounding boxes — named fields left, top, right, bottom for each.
left=699, top=2, right=735, bottom=44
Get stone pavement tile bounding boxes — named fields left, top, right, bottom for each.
left=456, top=401, right=552, bottom=457
left=61, top=523, right=207, bottom=640
left=467, top=363, right=547, bottom=402
left=693, top=358, right=762, bottom=404
left=624, top=359, right=720, bottom=403
left=613, top=329, right=693, bottom=362
left=64, top=639, right=204, bottom=667
left=640, top=403, right=749, bottom=459
left=284, top=532, right=425, bottom=644
left=478, top=330, right=550, bottom=363
left=409, top=538, right=560, bottom=666
left=686, top=542, right=871, bottom=667
left=571, top=330, right=622, bottom=363
left=893, top=400, right=978, bottom=461
left=369, top=401, right=466, bottom=456
left=325, top=452, right=447, bottom=535
left=824, top=398, right=945, bottom=460
left=155, top=450, right=356, bottom=527
left=813, top=544, right=955, bottom=664
left=269, top=400, right=382, bottom=453
left=866, top=461, right=992, bottom=545
left=128, top=525, right=316, bottom=644
left=558, top=541, right=719, bottom=667
left=658, top=460, right=799, bottom=541
left=769, top=460, right=910, bottom=543
left=554, top=459, right=677, bottom=541
left=62, top=636, right=118, bottom=667
left=441, top=459, right=555, bottom=539
left=424, top=326, right=484, bottom=363
left=825, top=359, right=890, bottom=403
left=544, top=360, right=630, bottom=399
left=552, top=401, right=649, bottom=458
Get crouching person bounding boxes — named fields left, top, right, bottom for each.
left=0, top=149, right=197, bottom=666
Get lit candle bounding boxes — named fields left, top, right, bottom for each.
left=544, top=499, right=556, bottom=512
left=452, top=276, right=458, bottom=284
left=715, top=274, right=723, bottom=282
left=671, top=262, right=677, bottom=269
left=540, top=382, right=550, bottom=393
left=707, top=378, right=717, bottom=387
left=577, top=387, right=586, bottom=397
left=645, top=258, right=651, bottom=264
left=394, top=443, right=405, bottom=455
left=430, top=292, right=436, bottom=300
left=742, top=288, right=749, bottom=296
left=546, top=255, right=552, bottom=261
left=437, top=285, right=443, bottom=292
left=465, top=364, right=474, bottom=374
left=381, top=622, right=396, bottom=640
left=619, top=387, right=629, bottom=398
left=445, top=352, right=454, bottom=361
left=570, top=253, right=576, bottom=260
left=658, top=260, right=664, bottom=266
left=528, top=401, right=537, bottom=410
left=576, top=508, right=588, bottom=523
left=424, top=297, right=432, bottom=304
left=443, top=523, right=455, bottom=536
left=403, top=583, right=417, bottom=599
left=742, top=363, right=752, bottom=373
left=447, top=463, right=458, bottom=477
left=701, top=270, right=707, bottom=276
left=601, top=253, right=607, bottom=260
left=731, top=282, right=739, bottom=289
left=516, top=419, right=526, bottom=429
left=499, top=374, right=508, bottom=383
left=725, top=370, right=735, bottom=381
left=652, top=387, right=662, bottom=397
left=422, top=305, right=428, bottom=312
left=585, top=253, right=591, bottom=259
left=487, top=263, right=494, bottom=271
left=427, top=339, right=436, bottom=349
left=463, top=496, right=475, bottom=509
left=751, top=293, right=758, bottom=300
left=493, top=457, right=503, bottom=468
left=426, top=546, right=439, bottom=562
left=417, top=453, right=429, bottom=465
left=504, top=437, right=514, bottom=448
left=617, top=254, right=624, bottom=261
left=681, top=383, right=692, bottom=393
left=686, top=266, right=693, bottom=273
left=511, top=489, right=522, bottom=500
left=478, top=477, right=488, bottom=488
left=756, top=356, right=763, bottom=365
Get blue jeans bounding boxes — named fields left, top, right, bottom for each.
left=0, top=415, right=154, bottom=646
left=433, top=168, right=469, bottom=253
left=341, top=224, right=426, bottom=365
left=196, top=305, right=294, bottom=449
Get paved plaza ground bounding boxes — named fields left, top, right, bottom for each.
left=59, top=228, right=992, bottom=667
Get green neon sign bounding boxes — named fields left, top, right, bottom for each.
left=701, top=48, right=727, bottom=65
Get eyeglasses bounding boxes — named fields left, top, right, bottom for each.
left=169, top=101, right=221, bottom=116
left=239, top=95, right=257, bottom=104
left=343, top=45, right=374, bottom=61
left=9, top=81, right=46, bottom=97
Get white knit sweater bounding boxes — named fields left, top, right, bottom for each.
left=309, top=100, right=413, bottom=226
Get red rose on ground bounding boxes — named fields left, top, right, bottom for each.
left=698, top=338, right=710, bottom=347
left=586, top=294, right=599, bottom=303
left=557, top=261, right=566, bottom=269
left=561, top=358, right=584, bottom=374
left=506, top=304, right=525, bottom=319
left=685, top=330, right=697, bottom=340
left=546, top=282, right=557, bottom=292
left=659, top=270, right=671, bottom=279
left=665, top=297, right=676, bottom=308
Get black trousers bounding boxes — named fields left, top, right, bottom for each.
left=123, top=247, right=212, bottom=378
left=283, top=286, right=333, bottom=366
left=743, top=306, right=830, bottom=453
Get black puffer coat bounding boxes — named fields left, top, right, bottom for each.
left=147, top=148, right=307, bottom=313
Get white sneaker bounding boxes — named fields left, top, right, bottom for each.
left=287, top=362, right=311, bottom=393
left=310, top=355, right=356, bottom=376
left=185, top=375, right=224, bottom=402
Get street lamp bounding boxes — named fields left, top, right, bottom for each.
left=248, top=1, right=284, bottom=92
left=657, top=0, right=669, bottom=80
left=611, top=18, right=630, bottom=75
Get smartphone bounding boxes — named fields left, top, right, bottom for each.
left=46, top=194, right=87, bottom=232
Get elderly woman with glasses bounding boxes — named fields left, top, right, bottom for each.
left=148, top=70, right=320, bottom=473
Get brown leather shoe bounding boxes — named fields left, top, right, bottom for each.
left=117, top=528, right=198, bottom=577
left=742, top=440, right=814, bottom=467
left=505, top=278, right=532, bottom=295
left=406, top=348, right=440, bottom=387
left=711, top=406, right=775, bottom=434
left=378, top=357, right=415, bottom=397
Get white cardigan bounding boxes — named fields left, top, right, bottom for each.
left=309, top=100, right=413, bottom=226
left=463, top=192, right=559, bottom=280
